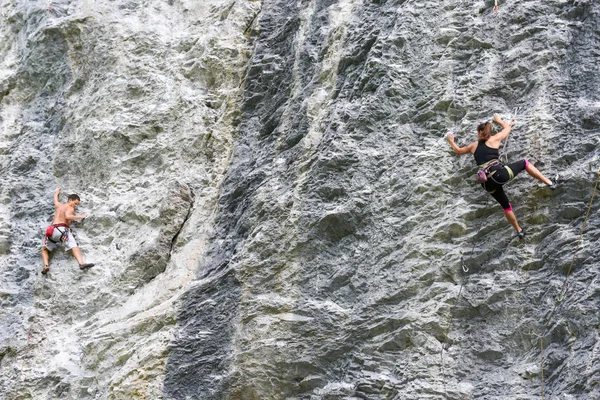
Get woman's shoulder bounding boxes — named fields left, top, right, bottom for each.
left=484, top=139, right=500, bottom=149
left=468, top=140, right=479, bottom=153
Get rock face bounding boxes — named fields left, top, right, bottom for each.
left=1, top=0, right=599, bottom=399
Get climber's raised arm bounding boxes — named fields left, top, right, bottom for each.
left=487, top=113, right=515, bottom=147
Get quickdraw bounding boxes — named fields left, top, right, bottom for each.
left=460, top=252, right=468, bottom=272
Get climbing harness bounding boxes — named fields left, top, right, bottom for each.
left=538, top=165, right=600, bottom=399
left=476, top=159, right=501, bottom=183
left=45, top=224, right=69, bottom=244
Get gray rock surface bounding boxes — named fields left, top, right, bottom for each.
left=1, top=0, right=599, bottom=399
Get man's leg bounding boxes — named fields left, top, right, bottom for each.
left=42, top=247, right=49, bottom=265
left=71, top=247, right=85, bottom=265
left=70, top=247, right=94, bottom=269
left=41, top=247, right=50, bottom=274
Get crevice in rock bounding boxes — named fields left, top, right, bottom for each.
left=168, top=186, right=195, bottom=254
left=244, top=8, right=262, bottom=37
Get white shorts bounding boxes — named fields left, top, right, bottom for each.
left=42, top=226, right=78, bottom=252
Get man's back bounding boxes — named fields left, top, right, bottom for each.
left=52, top=202, right=77, bottom=226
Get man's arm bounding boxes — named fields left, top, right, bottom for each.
left=53, top=188, right=62, bottom=207
left=65, top=208, right=87, bottom=221
left=446, top=134, right=476, bottom=155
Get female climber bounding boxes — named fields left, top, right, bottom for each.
left=446, top=114, right=556, bottom=237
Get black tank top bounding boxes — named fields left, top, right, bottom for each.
left=473, top=140, right=499, bottom=166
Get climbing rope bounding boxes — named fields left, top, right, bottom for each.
left=538, top=164, right=600, bottom=399
left=557, top=165, right=600, bottom=302
left=540, top=337, right=545, bottom=398
left=441, top=224, right=484, bottom=395
left=441, top=267, right=468, bottom=398
left=499, top=119, right=516, bottom=165
left=500, top=108, right=519, bottom=164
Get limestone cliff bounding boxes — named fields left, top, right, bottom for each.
left=0, top=0, right=599, bottom=399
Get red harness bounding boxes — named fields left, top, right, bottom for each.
left=45, top=223, right=69, bottom=242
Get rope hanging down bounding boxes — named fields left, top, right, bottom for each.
left=539, top=164, right=600, bottom=399
left=557, top=165, right=600, bottom=302
left=441, top=268, right=468, bottom=398
left=500, top=108, right=519, bottom=164
left=441, top=224, right=486, bottom=396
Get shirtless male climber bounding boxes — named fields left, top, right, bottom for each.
left=41, top=188, right=94, bottom=274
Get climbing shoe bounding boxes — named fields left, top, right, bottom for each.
left=518, top=229, right=526, bottom=239
left=79, top=263, right=95, bottom=270
left=41, top=265, right=50, bottom=275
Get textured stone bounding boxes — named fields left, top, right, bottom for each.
left=0, top=0, right=599, bottom=399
